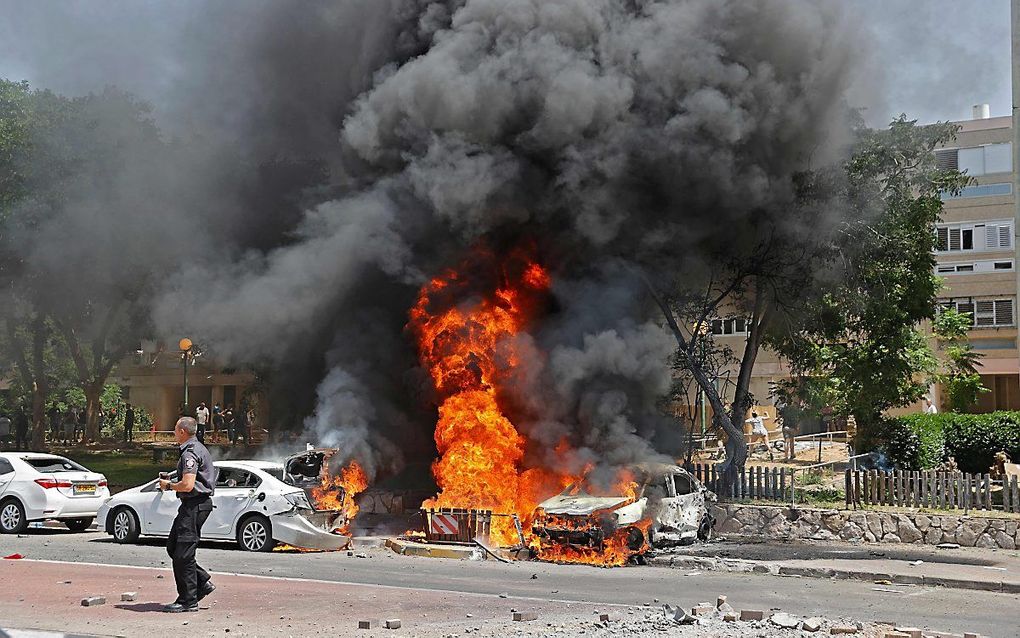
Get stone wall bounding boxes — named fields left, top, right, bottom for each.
left=356, top=489, right=434, bottom=515
left=713, top=503, right=1019, bottom=550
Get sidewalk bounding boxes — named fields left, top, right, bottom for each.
left=652, top=539, right=1020, bottom=593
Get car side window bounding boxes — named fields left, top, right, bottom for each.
left=216, top=468, right=260, bottom=489
left=0, top=459, right=13, bottom=475
left=673, top=474, right=695, bottom=496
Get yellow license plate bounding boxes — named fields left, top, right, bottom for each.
left=75, top=484, right=96, bottom=494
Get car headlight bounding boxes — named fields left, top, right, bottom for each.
left=283, top=492, right=312, bottom=510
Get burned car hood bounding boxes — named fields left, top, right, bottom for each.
left=538, top=493, right=632, bottom=516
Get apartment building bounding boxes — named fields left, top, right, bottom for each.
left=933, top=107, right=1019, bottom=411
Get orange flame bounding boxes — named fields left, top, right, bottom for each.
left=311, top=460, right=369, bottom=534
left=408, top=246, right=653, bottom=564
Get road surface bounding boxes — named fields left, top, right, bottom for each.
left=1, top=528, right=1016, bottom=637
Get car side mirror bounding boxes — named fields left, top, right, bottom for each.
left=257, top=492, right=266, bottom=502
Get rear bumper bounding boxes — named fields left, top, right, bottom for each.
left=270, top=512, right=351, bottom=551
left=24, top=491, right=110, bottom=521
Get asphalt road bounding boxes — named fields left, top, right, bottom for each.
left=2, top=528, right=1018, bottom=637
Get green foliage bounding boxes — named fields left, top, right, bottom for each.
left=770, top=117, right=970, bottom=429
left=932, top=308, right=988, bottom=412
left=870, top=412, right=1020, bottom=473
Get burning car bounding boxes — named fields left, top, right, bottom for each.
left=531, top=463, right=716, bottom=558
left=99, top=449, right=363, bottom=552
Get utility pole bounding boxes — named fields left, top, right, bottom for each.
left=179, top=338, right=193, bottom=416
left=1013, top=0, right=1020, bottom=399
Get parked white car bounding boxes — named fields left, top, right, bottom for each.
left=98, top=454, right=350, bottom=552
left=0, top=452, right=110, bottom=533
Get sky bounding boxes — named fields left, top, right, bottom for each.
left=0, top=0, right=1012, bottom=128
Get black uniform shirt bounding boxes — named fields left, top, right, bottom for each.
left=177, top=437, right=216, bottom=500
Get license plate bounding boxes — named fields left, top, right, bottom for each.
left=74, top=484, right=97, bottom=494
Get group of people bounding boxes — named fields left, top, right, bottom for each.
left=0, top=409, right=30, bottom=450
left=0, top=402, right=140, bottom=450
left=188, top=402, right=251, bottom=445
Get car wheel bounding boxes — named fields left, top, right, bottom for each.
left=111, top=508, right=140, bottom=543
left=0, top=498, right=27, bottom=534
left=236, top=515, right=275, bottom=552
left=624, top=526, right=646, bottom=552
left=64, top=517, right=94, bottom=532
left=697, top=512, right=714, bottom=541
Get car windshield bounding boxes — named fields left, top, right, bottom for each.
left=24, top=457, right=87, bottom=473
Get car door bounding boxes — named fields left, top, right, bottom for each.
left=660, top=471, right=705, bottom=534
left=203, top=467, right=259, bottom=538
left=142, top=476, right=181, bottom=535
left=0, top=458, right=14, bottom=497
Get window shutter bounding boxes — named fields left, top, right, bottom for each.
left=975, top=300, right=996, bottom=326
left=942, top=227, right=958, bottom=250
left=995, top=299, right=1014, bottom=326
left=936, top=149, right=959, bottom=171
left=936, top=227, right=949, bottom=251
left=1000, top=224, right=1012, bottom=248
left=958, top=300, right=975, bottom=323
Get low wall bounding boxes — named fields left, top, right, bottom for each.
left=713, top=503, right=1019, bottom=550
left=356, top=489, right=434, bottom=515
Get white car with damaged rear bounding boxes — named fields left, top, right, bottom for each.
left=98, top=452, right=350, bottom=552
left=0, top=452, right=110, bottom=534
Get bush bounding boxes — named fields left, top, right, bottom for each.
left=869, top=412, right=1020, bottom=473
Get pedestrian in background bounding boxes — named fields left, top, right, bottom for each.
left=123, top=403, right=135, bottom=443
left=194, top=402, right=209, bottom=443
left=15, top=408, right=29, bottom=451
left=159, top=417, right=217, bottom=613
left=223, top=407, right=235, bottom=444
left=0, top=412, right=11, bottom=448
left=923, top=397, right=939, bottom=414
left=48, top=406, right=59, bottom=443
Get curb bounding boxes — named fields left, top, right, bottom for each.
left=384, top=538, right=479, bottom=560
left=653, top=555, right=1020, bottom=594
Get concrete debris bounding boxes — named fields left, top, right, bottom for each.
left=498, top=593, right=508, bottom=598
left=690, top=604, right=714, bottom=617
left=936, top=543, right=960, bottom=550
left=81, top=596, right=106, bottom=607
left=121, top=592, right=137, bottom=602
left=358, top=620, right=378, bottom=629
left=383, top=619, right=402, bottom=629
left=894, top=628, right=921, bottom=638
left=802, top=618, right=823, bottom=632
left=662, top=605, right=697, bottom=625
left=769, top=613, right=800, bottom=629
left=598, top=614, right=610, bottom=623
left=715, top=596, right=727, bottom=609
left=830, top=627, right=859, bottom=635
left=739, top=610, right=766, bottom=621
left=512, top=612, right=538, bottom=622
left=722, top=612, right=739, bottom=622
left=883, top=633, right=910, bottom=638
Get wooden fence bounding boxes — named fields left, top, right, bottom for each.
left=845, top=469, right=1020, bottom=514
left=688, top=463, right=793, bottom=501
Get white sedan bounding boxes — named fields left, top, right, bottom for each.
left=0, top=452, right=110, bottom=533
left=98, top=455, right=350, bottom=552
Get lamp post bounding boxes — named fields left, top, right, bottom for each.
left=179, top=338, right=193, bottom=415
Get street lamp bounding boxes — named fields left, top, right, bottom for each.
left=179, top=338, right=193, bottom=415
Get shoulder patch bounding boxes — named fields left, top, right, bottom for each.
left=184, top=456, right=197, bottom=470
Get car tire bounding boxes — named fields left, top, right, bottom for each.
left=64, top=517, right=94, bottom=532
left=697, top=512, right=714, bottom=542
left=624, top=526, right=646, bottom=552
left=110, top=507, right=140, bottom=543
left=0, top=498, right=27, bottom=534
left=236, top=515, right=275, bottom=552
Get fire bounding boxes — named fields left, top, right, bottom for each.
left=534, top=518, right=653, bottom=568
left=311, top=460, right=369, bottom=534
left=408, top=246, right=653, bottom=565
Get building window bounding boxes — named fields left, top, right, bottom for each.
left=937, top=143, right=1012, bottom=176
left=710, top=318, right=748, bottom=336
left=935, top=259, right=1014, bottom=275
left=942, top=183, right=1013, bottom=200
left=940, top=297, right=1014, bottom=328
left=936, top=220, right=1013, bottom=253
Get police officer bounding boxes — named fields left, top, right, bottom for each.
left=159, top=417, right=217, bottom=612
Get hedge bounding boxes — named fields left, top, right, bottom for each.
left=870, top=412, right=1020, bottom=473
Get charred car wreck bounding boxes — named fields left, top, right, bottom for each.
left=532, top=464, right=715, bottom=553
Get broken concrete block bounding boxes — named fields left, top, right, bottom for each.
left=883, top=633, right=910, bottom=638
left=722, top=612, right=739, bottom=622
left=740, top=610, right=766, bottom=621
left=691, top=604, right=714, bottom=616
left=358, top=620, right=378, bottom=629
left=894, top=629, right=921, bottom=638
left=716, top=595, right=727, bottom=609
left=598, top=614, right=610, bottom=623
left=802, top=618, right=822, bottom=632
left=830, top=627, right=858, bottom=635
left=383, top=619, right=401, bottom=629
left=120, top=592, right=137, bottom=602
left=513, top=612, right=538, bottom=622
left=964, top=634, right=981, bottom=638
left=770, top=613, right=800, bottom=629
left=81, top=597, right=106, bottom=607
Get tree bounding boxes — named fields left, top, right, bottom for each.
left=770, top=117, right=969, bottom=434
left=933, top=307, right=988, bottom=412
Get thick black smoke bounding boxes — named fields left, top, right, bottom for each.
left=5, top=1, right=866, bottom=482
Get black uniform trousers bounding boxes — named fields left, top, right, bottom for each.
left=166, top=496, right=213, bottom=605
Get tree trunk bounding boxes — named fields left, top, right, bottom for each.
left=28, top=315, right=49, bottom=450
left=84, top=382, right=103, bottom=443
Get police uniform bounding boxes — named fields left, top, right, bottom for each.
left=166, top=437, right=217, bottom=610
